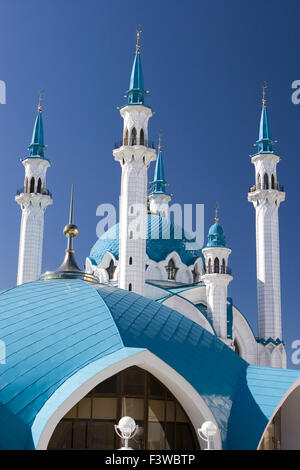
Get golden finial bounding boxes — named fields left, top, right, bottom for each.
left=38, top=89, right=45, bottom=113
left=158, top=130, right=163, bottom=152
left=63, top=184, right=79, bottom=243
left=262, top=82, right=267, bottom=108
left=136, top=26, right=142, bottom=54
left=215, top=202, right=219, bottom=224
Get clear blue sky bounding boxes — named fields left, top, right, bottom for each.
left=0, top=0, right=299, bottom=368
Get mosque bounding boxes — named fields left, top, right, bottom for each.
left=0, top=31, right=300, bottom=450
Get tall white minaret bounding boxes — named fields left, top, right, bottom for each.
left=248, top=86, right=286, bottom=367
left=113, top=30, right=156, bottom=295
left=148, top=133, right=171, bottom=218
left=201, top=207, right=233, bottom=345
left=15, top=93, right=52, bottom=285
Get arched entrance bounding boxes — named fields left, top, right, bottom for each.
left=47, top=366, right=200, bottom=450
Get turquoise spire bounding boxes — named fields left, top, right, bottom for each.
left=255, top=84, right=274, bottom=154
left=28, top=91, right=46, bottom=158
left=125, top=28, right=147, bottom=105
left=150, top=135, right=169, bottom=194
left=207, top=204, right=226, bottom=248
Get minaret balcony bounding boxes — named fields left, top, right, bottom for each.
left=205, top=266, right=232, bottom=275
left=114, top=139, right=155, bottom=149
left=249, top=182, right=284, bottom=193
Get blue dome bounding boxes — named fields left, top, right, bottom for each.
left=207, top=222, right=226, bottom=247
left=0, top=278, right=298, bottom=450
left=89, top=214, right=204, bottom=266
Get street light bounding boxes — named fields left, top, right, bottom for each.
left=198, top=421, right=218, bottom=450
left=114, top=416, right=138, bottom=450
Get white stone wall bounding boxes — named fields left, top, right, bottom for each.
left=148, top=193, right=171, bottom=218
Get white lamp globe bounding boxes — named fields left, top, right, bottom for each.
left=117, top=416, right=136, bottom=438
left=199, top=421, right=217, bottom=438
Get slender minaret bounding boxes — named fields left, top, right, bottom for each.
left=113, top=29, right=156, bottom=295
left=15, top=92, right=52, bottom=285
left=248, top=86, right=286, bottom=367
left=201, top=206, right=233, bottom=343
left=148, top=133, right=171, bottom=218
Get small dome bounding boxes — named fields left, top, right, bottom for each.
left=207, top=222, right=226, bottom=247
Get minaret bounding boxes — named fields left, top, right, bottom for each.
left=248, top=85, right=286, bottom=366
left=113, top=29, right=156, bottom=295
left=201, top=206, right=233, bottom=343
left=15, top=92, right=52, bottom=285
left=148, top=133, right=171, bottom=218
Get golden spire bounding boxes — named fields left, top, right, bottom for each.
left=158, top=130, right=163, bottom=152
left=215, top=202, right=219, bottom=224
left=136, top=26, right=142, bottom=54
left=262, top=82, right=267, bottom=108
left=38, top=89, right=45, bottom=113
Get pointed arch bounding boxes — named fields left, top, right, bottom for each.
left=30, top=177, right=35, bottom=193
left=166, top=258, right=178, bottom=281
left=37, top=178, right=42, bottom=194
left=214, top=257, right=219, bottom=273
left=208, top=258, right=212, bottom=274
left=263, top=173, right=269, bottom=190
left=140, top=128, right=145, bottom=145
left=221, top=258, right=226, bottom=274
left=106, top=259, right=116, bottom=280
left=131, top=127, right=137, bottom=146
left=271, top=174, right=275, bottom=189
left=124, top=129, right=129, bottom=146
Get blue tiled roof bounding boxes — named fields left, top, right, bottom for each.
left=0, top=278, right=299, bottom=450
left=89, top=214, right=204, bottom=267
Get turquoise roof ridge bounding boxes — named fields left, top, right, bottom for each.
left=27, top=110, right=46, bottom=159
left=150, top=149, right=169, bottom=195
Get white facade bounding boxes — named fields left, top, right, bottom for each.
left=15, top=157, right=52, bottom=285
left=113, top=105, right=156, bottom=295
left=148, top=193, right=171, bottom=218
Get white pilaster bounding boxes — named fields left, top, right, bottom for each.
left=113, top=105, right=156, bottom=295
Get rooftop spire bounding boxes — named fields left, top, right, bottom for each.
left=150, top=133, right=169, bottom=195
left=28, top=91, right=46, bottom=158
left=255, top=83, right=274, bottom=154
left=40, top=186, right=98, bottom=283
left=125, top=28, right=147, bottom=105
left=215, top=202, right=219, bottom=224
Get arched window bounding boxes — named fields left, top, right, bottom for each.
left=37, top=178, right=42, bottom=193
left=47, top=367, right=200, bottom=450
left=271, top=174, right=275, bottom=189
left=257, top=173, right=261, bottom=190
left=166, top=258, right=178, bottom=281
left=208, top=258, right=212, bottom=274
left=131, top=127, right=137, bottom=146
left=140, top=129, right=145, bottom=145
left=124, top=129, right=129, bottom=146
left=30, top=177, right=35, bottom=193
left=129, top=257, right=133, bottom=265
left=128, top=283, right=132, bottom=291
left=221, top=258, right=226, bottom=274
left=263, top=173, right=269, bottom=190
left=214, top=257, right=219, bottom=273
left=129, top=231, right=133, bottom=239
left=25, top=178, right=28, bottom=193
left=106, top=259, right=116, bottom=280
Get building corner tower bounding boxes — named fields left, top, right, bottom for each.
left=15, top=94, right=53, bottom=285
left=148, top=135, right=171, bottom=218
left=113, top=30, right=156, bottom=295
left=248, top=87, right=286, bottom=368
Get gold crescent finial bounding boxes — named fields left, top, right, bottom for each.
left=158, top=130, right=163, bottom=152
left=136, top=26, right=142, bottom=54
left=38, top=89, right=45, bottom=113
left=215, top=202, right=219, bottom=224
left=262, top=82, right=267, bottom=108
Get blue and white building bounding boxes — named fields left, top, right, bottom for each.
left=0, top=34, right=300, bottom=450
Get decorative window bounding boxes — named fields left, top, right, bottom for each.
left=124, top=129, right=129, bottom=146
left=140, top=129, right=145, bottom=145
left=37, top=178, right=42, bottom=193
left=271, top=174, right=275, bottom=189
left=131, top=127, right=137, bottom=146
left=166, top=259, right=178, bottom=281
left=47, top=367, right=199, bottom=450
left=30, top=177, right=35, bottom=193
left=221, top=258, right=226, bottom=274
left=106, top=259, right=116, bottom=280
left=129, top=257, right=133, bottom=265
left=257, top=173, right=261, bottom=189
left=128, top=283, right=132, bottom=291
left=214, top=257, right=219, bottom=273
left=263, top=173, right=269, bottom=190
left=208, top=258, right=212, bottom=274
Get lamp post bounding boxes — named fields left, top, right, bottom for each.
left=198, top=421, right=218, bottom=450
left=114, top=416, right=138, bottom=450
